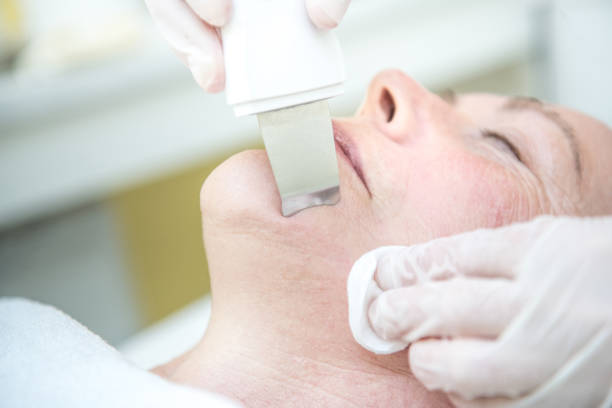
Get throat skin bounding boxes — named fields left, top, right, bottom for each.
left=154, top=279, right=448, bottom=407
left=151, top=215, right=450, bottom=407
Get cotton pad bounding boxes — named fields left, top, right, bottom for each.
left=347, top=247, right=409, bottom=355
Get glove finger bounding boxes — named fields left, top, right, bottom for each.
left=449, top=327, right=612, bottom=408
left=305, top=0, right=351, bottom=29
left=374, top=221, right=549, bottom=291
left=373, top=243, right=469, bottom=292
left=409, top=339, right=541, bottom=400
left=373, top=247, right=420, bottom=291
left=185, top=0, right=233, bottom=27
left=368, top=278, right=522, bottom=343
left=145, top=0, right=225, bottom=92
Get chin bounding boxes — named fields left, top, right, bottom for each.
left=200, top=149, right=283, bottom=225
left=200, top=150, right=376, bottom=274
left=202, top=148, right=340, bottom=226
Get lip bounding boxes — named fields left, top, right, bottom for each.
left=333, top=122, right=371, bottom=195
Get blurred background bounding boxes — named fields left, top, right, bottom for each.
left=1, top=0, right=610, bottom=364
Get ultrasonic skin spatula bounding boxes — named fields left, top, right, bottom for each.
left=222, top=0, right=345, bottom=216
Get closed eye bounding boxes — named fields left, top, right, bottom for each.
left=481, top=129, right=523, bottom=162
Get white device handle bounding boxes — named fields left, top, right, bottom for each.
left=222, top=0, right=345, bottom=117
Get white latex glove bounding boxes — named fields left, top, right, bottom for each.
left=144, top=0, right=351, bottom=92
left=348, top=216, right=612, bottom=408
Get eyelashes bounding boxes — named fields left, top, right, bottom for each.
left=481, top=129, right=523, bottom=163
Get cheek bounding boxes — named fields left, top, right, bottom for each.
left=395, top=150, right=528, bottom=238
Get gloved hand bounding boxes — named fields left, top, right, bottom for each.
left=348, top=216, right=612, bottom=407
left=145, top=0, right=351, bottom=92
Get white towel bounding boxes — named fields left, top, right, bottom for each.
left=0, top=298, right=241, bottom=408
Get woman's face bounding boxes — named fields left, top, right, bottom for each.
left=202, top=70, right=612, bottom=265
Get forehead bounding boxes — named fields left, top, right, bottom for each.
left=456, top=93, right=610, bottom=134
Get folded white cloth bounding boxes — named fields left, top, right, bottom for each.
left=0, top=297, right=241, bottom=408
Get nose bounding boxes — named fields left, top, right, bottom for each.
left=358, top=70, right=434, bottom=144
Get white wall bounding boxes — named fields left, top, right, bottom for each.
left=547, top=0, right=612, bottom=126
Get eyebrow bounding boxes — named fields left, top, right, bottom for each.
left=502, top=96, right=582, bottom=179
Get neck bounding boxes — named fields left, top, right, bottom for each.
left=163, top=313, right=446, bottom=407
left=170, top=335, right=426, bottom=407
left=158, top=214, right=449, bottom=407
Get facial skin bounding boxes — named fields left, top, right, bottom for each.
left=156, top=70, right=612, bottom=407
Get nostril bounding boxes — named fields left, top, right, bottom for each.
left=380, top=88, right=396, bottom=123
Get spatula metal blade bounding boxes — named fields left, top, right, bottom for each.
left=257, top=100, right=340, bottom=216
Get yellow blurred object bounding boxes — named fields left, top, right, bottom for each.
left=111, top=163, right=214, bottom=326
left=0, top=0, right=24, bottom=61
left=110, top=144, right=261, bottom=325
left=0, top=0, right=22, bottom=36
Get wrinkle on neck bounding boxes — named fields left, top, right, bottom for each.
left=161, top=328, right=447, bottom=408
